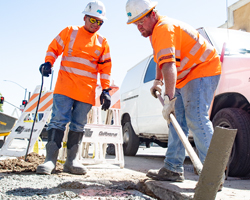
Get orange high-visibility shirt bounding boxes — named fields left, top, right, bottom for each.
left=150, top=16, right=221, bottom=89
left=45, top=26, right=112, bottom=105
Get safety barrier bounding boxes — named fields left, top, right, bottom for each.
left=81, top=107, right=124, bottom=168
left=0, top=86, right=53, bottom=157
left=58, top=106, right=124, bottom=168
left=1, top=84, right=124, bottom=168
left=58, top=83, right=124, bottom=168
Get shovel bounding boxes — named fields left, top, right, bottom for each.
left=156, top=92, right=203, bottom=175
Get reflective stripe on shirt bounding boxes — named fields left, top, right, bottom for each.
left=157, top=48, right=180, bottom=67
left=177, top=68, right=191, bottom=79
left=46, top=52, right=58, bottom=60
left=157, top=47, right=175, bottom=61
left=62, top=56, right=97, bottom=70
left=58, top=26, right=109, bottom=80
left=156, top=18, right=213, bottom=76
left=60, top=65, right=97, bottom=79
left=68, top=26, right=79, bottom=56
left=100, top=73, right=110, bottom=80
left=200, top=45, right=213, bottom=62
left=100, top=53, right=111, bottom=62
left=55, top=35, right=65, bottom=50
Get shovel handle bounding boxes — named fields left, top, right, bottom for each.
left=156, top=92, right=203, bottom=175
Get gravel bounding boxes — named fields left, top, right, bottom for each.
left=0, top=153, right=157, bottom=200
left=0, top=174, right=157, bottom=200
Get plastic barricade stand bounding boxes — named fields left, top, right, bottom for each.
left=79, top=122, right=124, bottom=168
left=57, top=106, right=124, bottom=168
left=0, top=86, right=53, bottom=157
left=79, top=106, right=124, bottom=168
left=58, top=83, right=124, bottom=168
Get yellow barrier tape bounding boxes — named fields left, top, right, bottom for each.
left=23, top=120, right=34, bottom=123
left=33, top=140, right=39, bottom=154
left=33, top=137, right=46, bottom=153
left=38, top=137, right=45, bottom=149
left=92, top=144, right=95, bottom=158
left=0, top=132, right=10, bottom=137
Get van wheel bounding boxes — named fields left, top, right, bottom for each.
left=212, top=108, right=250, bottom=177
left=123, top=122, right=140, bottom=156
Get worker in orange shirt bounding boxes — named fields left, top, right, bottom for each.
left=126, top=0, right=221, bottom=182
left=37, top=0, right=112, bottom=175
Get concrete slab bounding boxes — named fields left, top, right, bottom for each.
left=129, top=146, right=250, bottom=200
left=144, top=172, right=250, bottom=200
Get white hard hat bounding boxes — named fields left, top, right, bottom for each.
left=126, top=0, right=158, bottom=24
left=82, top=0, right=107, bottom=20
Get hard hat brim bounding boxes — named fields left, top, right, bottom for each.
left=127, top=2, right=157, bottom=25
left=82, top=11, right=107, bottom=20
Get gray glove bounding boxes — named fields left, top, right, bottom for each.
left=150, top=79, right=163, bottom=98
left=162, top=95, right=177, bottom=124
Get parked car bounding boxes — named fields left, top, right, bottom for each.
left=119, top=27, right=250, bottom=177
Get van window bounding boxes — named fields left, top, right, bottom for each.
left=144, top=58, right=156, bottom=83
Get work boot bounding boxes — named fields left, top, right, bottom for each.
left=36, top=128, right=64, bottom=175
left=63, top=130, right=87, bottom=175
left=146, top=167, right=184, bottom=182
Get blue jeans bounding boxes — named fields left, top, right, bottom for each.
left=164, top=75, right=220, bottom=173
left=48, top=94, right=92, bottom=132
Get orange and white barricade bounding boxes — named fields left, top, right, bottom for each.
left=0, top=86, right=53, bottom=157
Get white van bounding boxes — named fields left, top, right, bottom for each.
left=119, top=27, right=250, bottom=177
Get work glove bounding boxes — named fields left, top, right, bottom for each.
left=162, top=95, right=177, bottom=125
left=39, top=62, right=52, bottom=77
left=150, top=79, right=163, bottom=98
left=100, top=88, right=112, bottom=111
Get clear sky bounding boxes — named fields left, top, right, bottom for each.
left=0, top=0, right=239, bottom=117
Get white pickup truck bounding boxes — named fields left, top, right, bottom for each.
left=119, top=27, right=250, bottom=177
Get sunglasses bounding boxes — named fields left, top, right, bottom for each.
left=87, top=16, right=104, bottom=26
left=133, top=11, right=152, bottom=26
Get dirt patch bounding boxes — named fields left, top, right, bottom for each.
left=0, top=153, right=157, bottom=199
left=0, top=152, right=63, bottom=173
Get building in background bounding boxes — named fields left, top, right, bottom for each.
left=220, top=0, right=250, bottom=32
